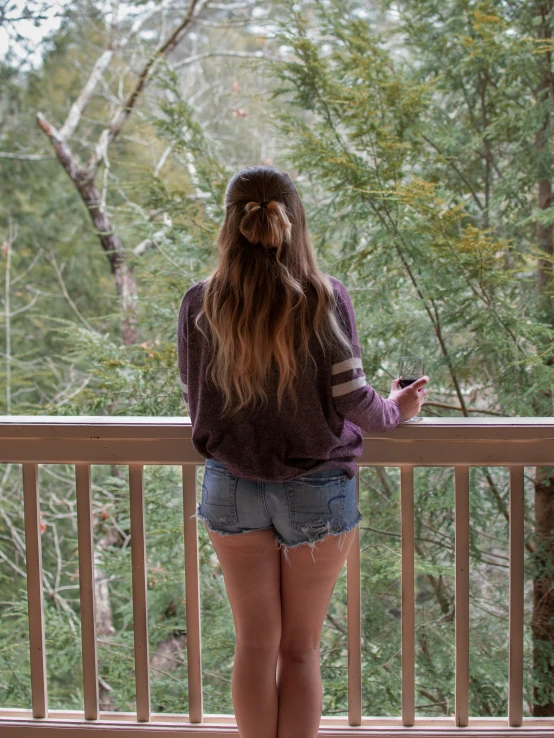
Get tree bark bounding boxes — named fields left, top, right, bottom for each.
left=36, top=114, right=138, bottom=345
left=533, top=1, right=554, bottom=716
left=533, top=468, right=554, bottom=715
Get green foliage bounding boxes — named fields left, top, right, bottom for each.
left=1, top=0, right=554, bottom=721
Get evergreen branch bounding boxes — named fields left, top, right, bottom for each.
left=420, top=134, right=485, bottom=212
left=284, top=36, right=471, bottom=413
left=360, top=526, right=509, bottom=569
left=480, top=467, right=536, bottom=555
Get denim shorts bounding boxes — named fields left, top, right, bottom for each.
left=193, top=459, right=363, bottom=564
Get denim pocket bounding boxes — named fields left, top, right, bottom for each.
left=199, top=467, right=238, bottom=526
left=294, top=469, right=348, bottom=483
left=285, top=475, right=347, bottom=535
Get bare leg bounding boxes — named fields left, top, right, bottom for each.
left=207, top=527, right=281, bottom=738
left=277, top=528, right=357, bottom=738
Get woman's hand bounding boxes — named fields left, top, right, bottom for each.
left=388, top=376, right=429, bottom=421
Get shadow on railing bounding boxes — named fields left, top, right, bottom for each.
left=0, top=416, right=553, bottom=737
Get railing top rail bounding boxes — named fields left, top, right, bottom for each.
left=0, top=415, right=553, bottom=437
left=0, top=416, right=552, bottom=466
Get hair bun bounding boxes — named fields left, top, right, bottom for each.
left=240, top=198, right=291, bottom=249
left=245, top=200, right=265, bottom=214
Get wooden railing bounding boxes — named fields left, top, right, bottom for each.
left=0, top=416, right=553, bottom=737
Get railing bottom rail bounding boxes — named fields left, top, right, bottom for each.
left=1, top=713, right=553, bottom=738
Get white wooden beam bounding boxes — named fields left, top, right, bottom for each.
left=76, top=464, right=99, bottom=720
left=182, top=465, right=203, bottom=724
left=22, top=463, right=48, bottom=719
left=129, top=465, right=151, bottom=722
left=455, top=467, right=470, bottom=728
left=400, top=467, right=414, bottom=727
left=508, top=467, right=525, bottom=728
left=346, top=472, right=362, bottom=726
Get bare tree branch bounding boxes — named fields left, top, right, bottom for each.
left=424, top=400, right=504, bottom=416
left=58, top=0, right=177, bottom=142
left=0, top=549, right=26, bottom=578
left=33, top=0, right=222, bottom=346
left=86, top=0, right=211, bottom=177
left=0, top=151, right=55, bottom=160
left=59, top=50, right=116, bottom=142
left=46, top=250, right=96, bottom=332
left=189, top=16, right=252, bottom=27
left=36, top=113, right=138, bottom=343
left=206, top=1, right=252, bottom=8
left=173, top=49, right=281, bottom=69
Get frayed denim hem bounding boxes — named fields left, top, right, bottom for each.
left=191, top=509, right=363, bottom=568
left=275, top=511, right=363, bottom=567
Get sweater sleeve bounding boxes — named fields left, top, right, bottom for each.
left=177, top=295, right=190, bottom=416
left=331, top=281, right=401, bottom=434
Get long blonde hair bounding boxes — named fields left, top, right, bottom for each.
left=195, top=165, right=354, bottom=419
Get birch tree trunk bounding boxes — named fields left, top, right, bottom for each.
left=36, top=118, right=139, bottom=344
left=35, top=0, right=209, bottom=345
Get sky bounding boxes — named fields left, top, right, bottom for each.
left=0, top=0, right=72, bottom=68
left=0, top=1, right=265, bottom=69
left=0, top=1, right=400, bottom=70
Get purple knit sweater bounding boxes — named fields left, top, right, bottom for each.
left=177, top=275, right=401, bottom=481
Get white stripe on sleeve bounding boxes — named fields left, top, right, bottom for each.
left=332, top=375, right=367, bottom=397
left=331, top=357, right=362, bottom=375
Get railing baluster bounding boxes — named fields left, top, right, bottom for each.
left=509, top=466, right=524, bottom=727
left=22, top=463, right=48, bottom=719
left=182, top=464, right=203, bottom=723
left=75, top=464, right=99, bottom=720
left=400, top=466, right=415, bottom=726
left=455, top=466, right=470, bottom=727
left=129, top=464, right=151, bottom=722
left=347, top=471, right=362, bottom=726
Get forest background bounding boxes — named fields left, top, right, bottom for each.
left=1, top=0, right=553, bottom=721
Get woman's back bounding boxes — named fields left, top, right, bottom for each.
left=178, top=273, right=400, bottom=481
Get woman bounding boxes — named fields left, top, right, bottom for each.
left=177, top=165, right=428, bottom=738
